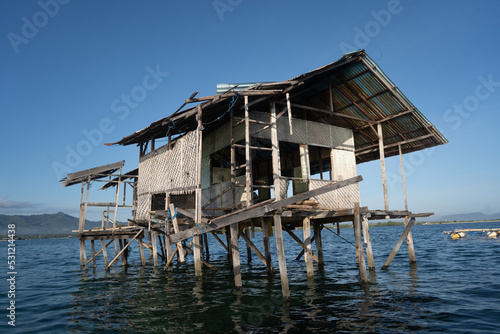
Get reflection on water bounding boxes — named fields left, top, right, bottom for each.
left=2, top=222, right=500, bottom=333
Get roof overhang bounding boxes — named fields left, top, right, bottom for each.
left=60, top=160, right=125, bottom=187
left=106, top=50, right=447, bottom=163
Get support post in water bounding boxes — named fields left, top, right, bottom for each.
left=303, top=217, right=314, bottom=279
left=353, top=203, right=368, bottom=283
left=361, top=214, right=375, bottom=270
left=382, top=217, right=416, bottom=270
left=230, top=223, right=242, bottom=288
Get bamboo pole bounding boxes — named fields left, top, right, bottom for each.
left=194, top=105, right=203, bottom=279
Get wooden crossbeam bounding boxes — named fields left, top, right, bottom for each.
left=168, top=176, right=363, bottom=244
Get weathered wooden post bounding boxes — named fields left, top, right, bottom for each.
left=271, top=101, right=290, bottom=300
left=261, top=218, right=273, bottom=274
left=245, top=226, right=252, bottom=263
left=230, top=223, right=242, bottom=288
left=377, top=124, right=389, bottom=212
left=361, top=214, right=375, bottom=270
left=151, top=231, right=158, bottom=267
left=313, top=222, right=324, bottom=267
left=91, top=240, right=97, bottom=268
left=101, top=240, right=109, bottom=267
left=399, top=143, right=416, bottom=264
left=193, top=235, right=203, bottom=279
left=353, top=203, right=368, bottom=283
left=303, top=217, right=314, bottom=279
left=193, top=104, right=203, bottom=279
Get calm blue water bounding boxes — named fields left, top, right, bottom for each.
left=1, top=222, right=500, bottom=333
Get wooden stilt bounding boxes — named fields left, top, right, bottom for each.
left=138, top=238, right=145, bottom=266
left=261, top=218, right=273, bottom=274
left=377, top=124, right=389, bottom=211
left=313, top=222, right=324, bottom=266
left=91, top=240, right=97, bottom=268
left=361, top=214, right=375, bottom=270
left=399, top=144, right=416, bottom=263
left=79, top=240, right=84, bottom=268
left=87, top=239, right=113, bottom=266
left=382, top=218, right=416, bottom=270
left=353, top=203, right=368, bottom=283
left=119, top=239, right=127, bottom=266
left=274, top=214, right=290, bottom=300
left=169, top=203, right=185, bottom=263
left=337, top=221, right=340, bottom=235
left=303, top=217, right=314, bottom=279
left=157, top=235, right=165, bottom=259
left=107, top=231, right=142, bottom=269
left=101, top=239, right=109, bottom=267
left=193, top=235, right=203, bottom=279
left=164, top=230, right=172, bottom=262
left=245, top=226, right=252, bottom=263
left=284, top=227, right=319, bottom=263
left=239, top=227, right=269, bottom=268
left=204, top=233, right=210, bottom=262
left=151, top=230, right=158, bottom=267
left=295, top=233, right=316, bottom=261
left=226, top=227, right=233, bottom=265
left=230, top=223, right=242, bottom=288
left=82, top=240, right=88, bottom=269
left=147, top=229, right=153, bottom=258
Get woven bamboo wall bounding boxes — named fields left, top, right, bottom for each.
left=136, top=131, right=197, bottom=220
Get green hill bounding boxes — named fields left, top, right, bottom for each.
left=0, top=212, right=107, bottom=237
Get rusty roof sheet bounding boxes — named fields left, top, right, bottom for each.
left=106, top=50, right=447, bottom=164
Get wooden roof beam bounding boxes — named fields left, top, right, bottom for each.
left=355, top=134, right=435, bottom=156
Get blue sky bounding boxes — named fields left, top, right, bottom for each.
left=1, top=0, right=499, bottom=221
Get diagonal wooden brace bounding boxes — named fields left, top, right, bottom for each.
left=381, top=217, right=415, bottom=270
left=169, top=175, right=363, bottom=244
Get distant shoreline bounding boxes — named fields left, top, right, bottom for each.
left=428, top=219, right=500, bottom=225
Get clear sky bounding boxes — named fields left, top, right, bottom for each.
left=1, top=0, right=499, bottom=221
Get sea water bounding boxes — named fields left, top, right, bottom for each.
left=1, top=222, right=499, bottom=333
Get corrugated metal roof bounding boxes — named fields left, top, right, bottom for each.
left=107, top=50, right=447, bottom=164
left=60, top=161, right=125, bottom=187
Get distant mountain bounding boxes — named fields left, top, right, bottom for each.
left=436, top=212, right=500, bottom=222
left=0, top=212, right=106, bottom=236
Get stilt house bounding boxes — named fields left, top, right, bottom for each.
left=63, top=50, right=447, bottom=298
